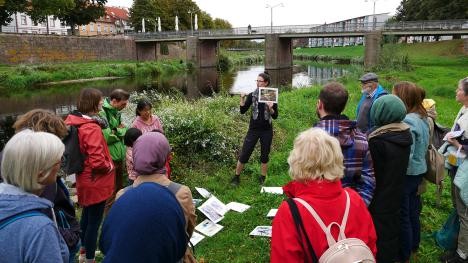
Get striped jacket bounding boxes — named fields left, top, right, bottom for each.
left=315, top=115, right=375, bottom=205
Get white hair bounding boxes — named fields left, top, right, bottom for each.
left=1, top=130, right=64, bottom=193
left=288, top=128, right=344, bottom=182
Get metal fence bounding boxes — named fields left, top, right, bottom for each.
left=130, top=19, right=468, bottom=40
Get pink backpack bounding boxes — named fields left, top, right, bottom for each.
left=293, top=191, right=375, bottom=263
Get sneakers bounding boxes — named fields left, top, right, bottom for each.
left=230, top=175, right=240, bottom=186
left=440, top=252, right=468, bottom=263
left=258, top=175, right=266, bottom=185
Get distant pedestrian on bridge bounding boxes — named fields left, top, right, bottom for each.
left=248, top=24, right=252, bottom=34
left=231, top=72, right=278, bottom=186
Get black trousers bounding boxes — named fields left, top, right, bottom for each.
left=238, top=129, right=273, bottom=164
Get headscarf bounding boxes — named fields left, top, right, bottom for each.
left=133, top=132, right=170, bottom=175
left=370, top=95, right=407, bottom=128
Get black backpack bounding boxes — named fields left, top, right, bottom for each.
left=62, top=125, right=86, bottom=175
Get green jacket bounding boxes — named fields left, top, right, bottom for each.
left=100, top=98, right=127, bottom=161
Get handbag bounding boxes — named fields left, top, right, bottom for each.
left=434, top=209, right=459, bottom=251
left=56, top=209, right=81, bottom=248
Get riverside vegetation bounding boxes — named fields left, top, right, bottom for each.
left=94, top=40, right=465, bottom=262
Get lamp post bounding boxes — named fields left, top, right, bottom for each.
left=365, top=0, right=378, bottom=30
left=266, top=3, right=284, bottom=34
left=188, top=9, right=194, bottom=35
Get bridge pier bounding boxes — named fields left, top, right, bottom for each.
left=136, top=42, right=157, bottom=61
left=364, top=31, right=382, bottom=68
left=464, top=38, right=468, bottom=55
left=186, top=36, right=218, bottom=68
left=265, top=34, right=293, bottom=70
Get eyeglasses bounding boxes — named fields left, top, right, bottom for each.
left=256, top=80, right=265, bottom=83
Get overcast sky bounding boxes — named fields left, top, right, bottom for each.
left=106, top=0, right=402, bottom=27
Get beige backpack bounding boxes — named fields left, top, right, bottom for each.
left=293, top=191, right=375, bottom=263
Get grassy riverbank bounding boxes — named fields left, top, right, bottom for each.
left=112, top=40, right=467, bottom=263
left=0, top=60, right=187, bottom=90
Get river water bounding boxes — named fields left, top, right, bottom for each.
left=0, top=62, right=353, bottom=149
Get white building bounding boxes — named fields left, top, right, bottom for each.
left=1, top=13, right=69, bottom=35
left=308, top=13, right=391, bottom=47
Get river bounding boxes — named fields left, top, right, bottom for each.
left=0, top=62, right=354, bottom=149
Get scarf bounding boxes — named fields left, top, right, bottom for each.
left=368, top=122, right=410, bottom=140
left=252, top=88, right=271, bottom=123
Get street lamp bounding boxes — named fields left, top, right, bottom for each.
left=266, top=3, right=284, bottom=34
left=188, top=9, right=194, bottom=35
left=365, top=0, right=378, bottom=30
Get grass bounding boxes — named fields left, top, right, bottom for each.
left=0, top=60, right=187, bottom=90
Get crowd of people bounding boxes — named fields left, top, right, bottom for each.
left=0, top=72, right=466, bottom=263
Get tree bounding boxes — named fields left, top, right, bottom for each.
left=27, top=0, right=75, bottom=24
left=0, top=0, right=26, bottom=28
left=213, top=18, right=232, bottom=29
left=56, top=0, right=107, bottom=35
left=395, top=0, right=468, bottom=21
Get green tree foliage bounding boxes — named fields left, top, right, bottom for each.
left=28, top=0, right=75, bottom=23
left=213, top=18, right=232, bottom=29
left=129, top=0, right=232, bottom=32
left=395, top=0, right=468, bottom=21
left=55, top=0, right=107, bottom=35
left=0, top=0, right=26, bottom=27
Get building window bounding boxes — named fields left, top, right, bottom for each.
left=20, top=15, right=27, bottom=25
left=90, top=23, right=94, bottom=31
left=104, top=25, right=107, bottom=32
left=97, top=24, right=101, bottom=32
left=61, top=22, right=66, bottom=28
left=49, top=18, right=55, bottom=27
left=82, top=26, right=86, bottom=31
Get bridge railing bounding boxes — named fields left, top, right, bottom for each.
left=130, top=19, right=468, bottom=40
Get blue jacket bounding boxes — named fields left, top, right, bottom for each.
left=356, top=85, right=388, bottom=132
left=403, top=113, right=430, bottom=175
left=100, top=182, right=187, bottom=263
left=0, top=183, right=69, bottom=263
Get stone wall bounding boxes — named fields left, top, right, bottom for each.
left=0, top=34, right=136, bottom=64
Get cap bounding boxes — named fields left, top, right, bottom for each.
left=359, top=72, right=378, bottom=83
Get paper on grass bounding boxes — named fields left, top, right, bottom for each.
left=197, top=196, right=229, bottom=223
left=195, top=219, right=224, bottom=237
left=260, top=187, right=283, bottom=195
left=249, top=226, right=272, bottom=237
left=226, top=202, right=250, bottom=213
left=190, top=231, right=205, bottom=246
left=266, top=209, right=278, bottom=218
left=195, top=187, right=212, bottom=198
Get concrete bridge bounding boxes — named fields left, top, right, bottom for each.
left=130, top=19, right=468, bottom=70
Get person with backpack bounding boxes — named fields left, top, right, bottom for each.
left=9, top=109, right=81, bottom=263
left=103, top=132, right=196, bottom=262
left=270, top=128, right=376, bottom=262
left=367, top=95, right=413, bottom=263
left=65, top=88, right=115, bottom=263
left=393, top=82, right=430, bottom=262
left=0, top=130, right=69, bottom=262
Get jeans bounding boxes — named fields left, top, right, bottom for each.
left=80, top=201, right=105, bottom=260
left=399, top=175, right=423, bottom=261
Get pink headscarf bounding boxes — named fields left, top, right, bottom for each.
left=133, top=132, right=171, bottom=175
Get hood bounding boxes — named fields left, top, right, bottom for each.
left=370, top=129, right=413, bottom=147
left=315, top=118, right=359, bottom=148
left=102, top=98, right=118, bottom=115
left=0, top=183, right=53, bottom=222
left=64, top=113, right=98, bottom=127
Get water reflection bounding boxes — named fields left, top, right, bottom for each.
left=0, top=63, right=351, bottom=149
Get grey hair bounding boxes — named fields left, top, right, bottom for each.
left=460, top=77, right=468, bottom=95
left=1, top=130, right=64, bottom=193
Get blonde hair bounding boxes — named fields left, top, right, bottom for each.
left=288, top=128, right=344, bottom=182
left=12, top=109, right=68, bottom=139
left=1, top=130, right=64, bottom=193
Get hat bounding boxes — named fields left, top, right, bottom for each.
left=133, top=132, right=171, bottom=176
left=370, top=95, right=406, bottom=127
left=359, top=73, right=378, bottom=83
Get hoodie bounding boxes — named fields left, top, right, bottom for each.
left=315, top=115, right=375, bottom=205
left=0, top=183, right=69, bottom=263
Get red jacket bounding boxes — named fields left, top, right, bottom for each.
left=271, top=180, right=377, bottom=262
left=65, top=114, right=115, bottom=207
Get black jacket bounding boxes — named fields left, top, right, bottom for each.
left=368, top=130, right=412, bottom=263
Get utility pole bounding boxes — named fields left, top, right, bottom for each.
left=266, top=3, right=284, bottom=34
left=188, top=9, right=194, bottom=35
